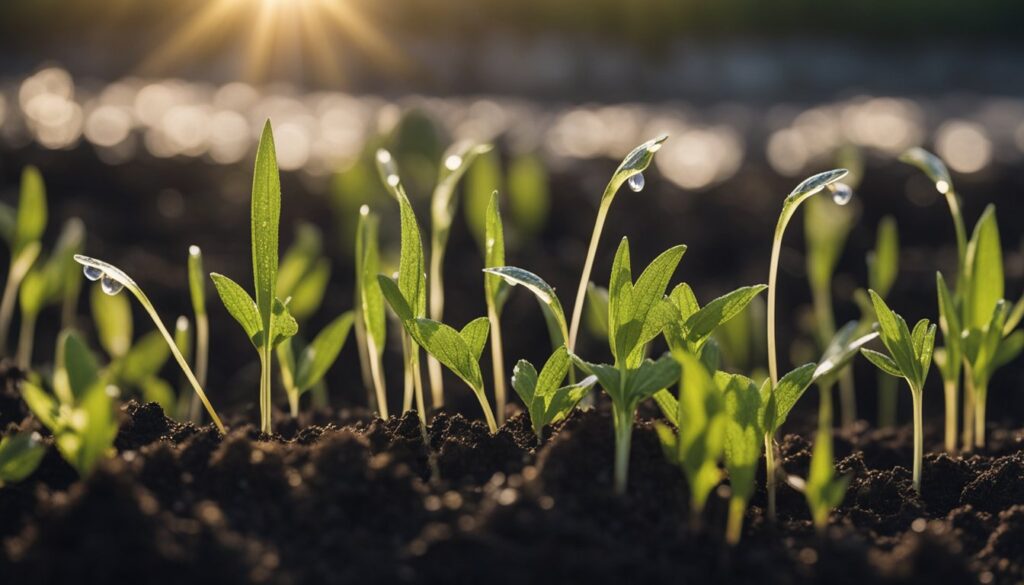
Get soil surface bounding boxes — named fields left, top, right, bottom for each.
left=2, top=362, right=1023, bottom=585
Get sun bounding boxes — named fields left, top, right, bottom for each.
left=138, top=0, right=409, bottom=86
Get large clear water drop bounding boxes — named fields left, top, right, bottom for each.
left=830, top=182, right=853, bottom=206
left=83, top=265, right=103, bottom=281
left=628, top=172, right=645, bottom=192
left=100, top=275, right=124, bottom=296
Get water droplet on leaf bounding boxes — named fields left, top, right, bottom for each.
left=444, top=154, right=462, bottom=171
left=100, top=275, right=124, bottom=295
left=829, top=182, right=853, bottom=205
left=628, top=173, right=645, bottom=192
left=83, top=265, right=103, bottom=281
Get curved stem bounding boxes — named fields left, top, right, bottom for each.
left=473, top=385, right=498, bottom=434
left=767, top=226, right=783, bottom=387
left=568, top=203, right=610, bottom=352
left=944, top=190, right=969, bottom=293
left=0, top=266, right=22, bottom=355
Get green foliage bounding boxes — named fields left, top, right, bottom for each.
left=585, top=283, right=610, bottom=339
left=355, top=205, right=388, bottom=418
left=654, top=351, right=725, bottom=516
left=278, top=312, right=354, bottom=415
left=465, top=148, right=503, bottom=251
left=868, top=216, right=899, bottom=298
left=91, top=281, right=133, bottom=359
left=804, top=424, right=849, bottom=531
left=0, top=431, right=46, bottom=486
left=277, top=223, right=331, bottom=322
left=719, top=371, right=763, bottom=545
left=507, top=153, right=550, bottom=238
left=22, top=330, right=117, bottom=476
left=483, top=266, right=568, bottom=346
left=964, top=206, right=1003, bottom=331
left=483, top=192, right=511, bottom=424
left=511, top=346, right=597, bottom=441
left=662, top=283, right=767, bottom=357
left=0, top=166, right=49, bottom=354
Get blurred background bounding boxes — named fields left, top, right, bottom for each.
left=0, top=0, right=1021, bottom=425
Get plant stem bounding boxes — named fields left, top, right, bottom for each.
left=287, top=387, right=299, bottom=418
left=15, top=311, right=36, bottom=369
left=974, top=381, right=987, bottom=449
left=188, top=312, right=209, bottom=424
left=764, top=432, right=777, bottom=520
left=612, top=402, right=633, bottom=495
left=401, top=332, right=414, bottom=413
left=726, top=497, right=746, bottom=545
left=367, top=336, right=389, bottom=420
left=473, top=386, right=498, bottom=434
left=258, top=347, right=272, bottom=434
left=354, top=303, right=376, bottom=411
left=943, top=379, right=958, bottom=454
left=568, top=203, right=610, bottom=352
left=878, top=373, right=898, bottom=428
left=412, top=349, right=427, bottom=433
left=428, top=242, right=446, bottom=409
left=943, top=189, right=969, bottom=294
left=487, top=303, right=507, bottom=425
left=0, top=266, right=23, bottom=355
left=911, top=388, right=923, bottom=494
left=962, top=372, right=975, bottom=453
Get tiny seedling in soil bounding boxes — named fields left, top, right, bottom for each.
left=278, top=312, right=355, bottom=417
left=512, top=346, right=596, bottom=443
left=0, top=166, right=47, bottom=355
left=482, top=192, right=511, bottom=424
left=186, top=245, right=210, bottom=423
left=354, top=205, right=389, bottom=419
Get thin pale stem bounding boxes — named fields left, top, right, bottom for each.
left=487, top=303, right=507, bottom=426
left=287, top=387, right=299, bottom=418
left=401, top=332, right=414, bottom=413
left=568, top=203, right=610, bottom=352
left=0, top=269, right=21, bottom=355
left=974, top=382, right=987, bottom=449
left=367, top=337, right=389, bottom=420
left=767, top=231, right=783, bottom=387
left=726, top=497, right=746, bottom=545
left=15, top=311, right=36, bottom=369
left=943, top=379, right=958, bottom=454
left=354, top=307, right=375, bottom=409
left=428, top=236, right=446, bottom=408
left=911, top=388, right=923, bottom=494
left=188, top=313, right=209, bottom=423
left=962, top=372, right=975, bottom=453
left=612, top=402, right=633, bottom=495
left=943, top=190, right=968, bottom=292
left=258, top=347, right=272, bottom=434
left=473, top=386, right=498, bottom=434
left=412, top=350, right=427, bottom=433
left=765, top=432, right=777, bottom=521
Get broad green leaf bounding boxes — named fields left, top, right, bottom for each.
left=70, top=382, right=118, bottom=476
left=601, top=135, right=668, bottom=204
left=628, top=298, right=677, bottom=365
left=459, top=317, right=490, bottom=362
left=918, top=323, right=937, bottom=378
left=211, top=273, right=262, bottom=347
left=90, top=282, right=133, bottom=358
left=378, top=275, right=414, bottom=323
left=615, top=245, right=686, bottom=363
left=288, top=258, right=330, bottom=322
left=628, top=353, right=682, bottom=402
left=356, top=208, right=386, bottom=354
left=570, top=354, right=623, bottom=404
left=270, top=297, right=299, bottom=348
left=482, top=266, right=567, bottom=343
left=669, top=283, right=700, bottom=322
left=535, top=346, right=571, bottom=400
left=295, top=311, right=354, bottom=391
left=721, top=374, right=763, bottom=503
left=14, top=166, right=47, bottom=254
left=543, top=377, right=594, bottom=426
left=672, top=351, right=726, bottom=512
left=861, top=348, right=903, bottom=378
left=120, top=330, right=170, bottom=384
left=508, top=153, right=549, bottom=237
left=512, top=347, right=587, bottom=437
left=251, top=121, right=282, bottom=338
left=684, top=285, right=768, bottom=350
left=607, top=237, right=633, bottom=361
left=187, top=245, right=206, bottom=316
left=964, top=205, right=1003, bottom=330
left=0, top=431, right=46, bottom=484
left=21, top=381, right=59, bottom=430
left=483, top=192, right=507, bottom=310
left=408, top=318, right=483, bottom=392
left=376, top=148, right=426, bottom=318
left=58, top=329, right=100, bottom=402
left=869, top=216, right=899, bottom=297
left=764, top=362, right=817, bottom=433
left=511, top=359, right=539, bottom=409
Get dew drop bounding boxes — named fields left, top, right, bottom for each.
left=829, top=182, right=853, bottom=205
left=83, top=265, right=103, bottom=281
left=100, top=275, right=124, bottom=295
left=386, top=174, right=400, bottom=188
left=444, top=154, right=462, bottom=171
left=628, top=172, right=645, bottom=192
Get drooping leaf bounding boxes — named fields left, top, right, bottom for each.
left=483, top=266, right=567, bottom=343
left=899, top=147, right=953, bottom=193
left=601, top=135, right=669, bottom=204
left=295, top=312, right=354, bottom=391
left=812, top=321, right=879, bottom=384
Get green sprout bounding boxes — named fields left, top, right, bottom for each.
left=803, top=415, right=850, bottom=533
left=211, top=121, right=296, bottom=434
left=0, top=430, right=46, bottom=487
left=860, top=291, right=936, bottom=493
left=186, top=245, right=209, bottom=423
left=483, top=266, right=568, bottom=350
left=0, top=166, right=47, bottom=355
left=276, top=223, right=332, bottom=323
left=277, top=312, right=355, bottom=417
left=571, top=237, right=685, bottom=494
left=654, top=351, right=725, bottom=525
left=427, top=141, right=492, bottom=408
left=803, top=187, right=858, bottom=426
left=380, top=275, right=497, bottom=432
left=21, top=330, right=119, bottom=476
left=354, top=205, right=389, bottom=418
left=75, top=254, right=225, bottom=434
left=718, top=371, right=763, bottom=545
left=483, top=192, right=511, bottom=424
left=566, top=135, right=668, bottom=353
left=375, top=148, right=428, bottom=426
left=511, top=346, right=596, bottom=443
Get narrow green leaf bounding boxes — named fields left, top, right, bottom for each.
left=211, top=273, right=262, bottom=347
left=602, top=135, right=668, bottom=204
left=432, top=141, right=493, bottom=250
left=59, top=329, right=100, bottom=402
left=673, top=351, right=726, bottom=512
left=19, top=267, right=48, bottom=318
left=1005, top=293, right=1024, bottom=336
left=861, top=348, right=903, bottom=378
left=869, top=290, right=920, bottom=382
left=483, top=192, right=507, bottom=310
left=766, top=362, right=817, bottom=433
left=869, top=216, right=899, bottom=297
left=628, top=353, right=682, bottom=402
left=721, top=374, right=763, bottom=503
left=812, top=321, right=878, bottom=383
left=356, top=208, right=386, bottom=354
left=270, top=297, right=299, bottom=348
left=685, top=285, right=768, bottom=350
left=21, top=381, right=59, bottom=430
left=899, top=147, right=953, bottom=193
left=251, top=121, right=282, bottom=338
left=187, top=246, right=206, bottom=316
left=378, top=275, right=414, bottom=323
left=964, top=205, right=1003, bottom=330
left=14, top=166, right=47, bottom=254
left=90, top=282, right=133, bottom=358
left=288, top=258, right=330, bottom=322
left=376, top=148, right=426, bottom=318
left=71, top=382, right=118, bottom=476
left=511, top=359, right=539, bottom=411
left=295, top=311, right=354, bottom=391
left=465, top=149, right=503, bottom=250
left=936, top=272, right=962, bottom=378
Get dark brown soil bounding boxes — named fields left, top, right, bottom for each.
left=3, top=359, right=1023, bottom=585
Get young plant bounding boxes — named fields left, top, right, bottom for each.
left=0, top=431, right=46, bottom=486
left=211, top=121, right=296, bottom=434
left=511, top=346, right=596, bottom=442
left=354, top=205, right=389, bottom=418
left=653, top=350, right=725, bottom=524
left=276, top=222, right=332, bottom=323
left=803, top=417, right=850, bottom=532
left=483, top=266, right=568, bottom=350
left=959, top=206, right=1023, bottom=448
left=20, top=330, right=118, bottom=476
left=804, top=188, right=858, bottom=426
left=186, top=245, right=210, bottom=423
left=375, top=148, right=428, bottom=425
left=277, top=312, right=355, bottom=417
left=566, top=135, right=668, bottom=352
left=0, top=166, right=47, bottom=354
left=860, top=291, right=936, bottom=493
left=427, top=141, right=492, bottom=407
left=483, top=192, right=511, bottom=424
left=718, top=372, right=763, bottom=545
left=853, top=216, right=901, bottom=428
left=379, top=276, right=497, bottom=432
left=571, top=237, right=686, bottom=494
left=75, top=255, right=225, bottom=433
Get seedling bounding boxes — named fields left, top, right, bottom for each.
left=654, top=351, right=725, bottom=523
left=375, top=148, right=428, bottom=426
left=483, top=192, right=511, bottom=424
left=379, top=275, right=497, bottom=432
left=277, top=312, right=355, bottom=417
left=0, top=431, right=46, bottom=486
left=354, top=205, right=389, bottom=418
left=0, top=166, right=47, bottom=355
left=718, top=371, right=763, bottom=545
left=483, top=266, right=568, bottom=349
left=803, top=418, right=850, bottom=532
left=566, top=135, right=668, bottom=353
left=427, top=141, right=492, bottom=407
left=571, top=237, right=685, bottom=494
left=74, top=254, right=225, bottom=434
left=276, top=222, right=332, bottom=323
left=211, top=121, right=296, bottom=434
left=860, top=291, right=936, bottom=492
left=186, top=245, right=210, bottom=423
left=511, top=346, right=597, bottom=442
left=21, top=330, right=118, bottom=476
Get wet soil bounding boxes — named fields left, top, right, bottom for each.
left=3, top=363, right=1023, bottom=585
